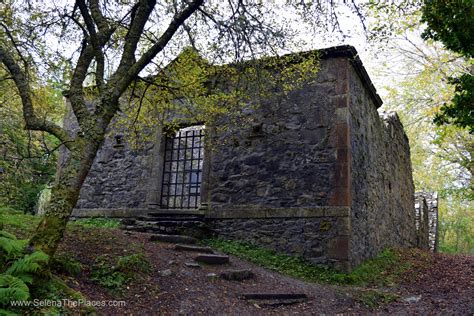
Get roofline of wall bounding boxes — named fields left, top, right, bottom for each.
left=306, top=45, right=383, bottom=109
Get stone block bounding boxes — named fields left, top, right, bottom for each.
left=337, top=216, right=351, bottom=236
left=194, top=254, right=230, bottom=265
left=220, top=269, right=255, bottom=281
left=328, top=236, right=349, bottom=260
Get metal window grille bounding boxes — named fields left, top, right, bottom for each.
left=160, top=125, right=205, bottom=209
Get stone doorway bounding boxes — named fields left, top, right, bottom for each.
left=160, top=125, right=205, bottom=209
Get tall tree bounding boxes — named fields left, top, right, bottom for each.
left=0, top=0, right=367, bottom=258
left=421, top=0, right=474, bottom=133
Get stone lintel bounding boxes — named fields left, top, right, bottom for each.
left=207, top=206, right=350, bottom=219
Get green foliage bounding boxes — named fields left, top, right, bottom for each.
left=91, top=252, right=151, bottom=290
left=421, top=0, right=474, bottom=58
left=0, top=275, right=29, bottom=306
left=352, top=289, right=399, bottom=309
left=0, top=229, right=49, bottom=310
left=421, top=0, right=474, bottom=133
left=0, top=70, right=61, bottom=213
left=434, top=73, right=474, bottom=134
left=5, top=251, right=49, bottom=284
left=72, top=218, right=120, bottom=229
left=50, top=255, right=82, bottom=276
left=204, top=239, right=408, bottom=286
left=117, top=253, right=151, bottom=275
left=0, top=208, right=40, bottom=237
left=90, top=255, right=128, bottom=290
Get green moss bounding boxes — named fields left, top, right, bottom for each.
left=203, top=239, right=410, bottom=286
left=71, top=218, right=120, bottom=229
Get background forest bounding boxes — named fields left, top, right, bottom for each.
left=0, top=1, right=472, bottom=255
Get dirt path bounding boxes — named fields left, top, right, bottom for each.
left=57, top=227, right=474, bottom=315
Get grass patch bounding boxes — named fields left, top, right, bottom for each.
left=204, top=239, right=410, bottom=286
left=71, top=218, right=120, bottom=229
left=91, top=253, right=151, bottom=291
left=0, top=206, right=40, bottom=237
left=351, top=289, right=399, bottom=309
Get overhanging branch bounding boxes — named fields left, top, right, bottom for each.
left=0, top=46, right=72, bottom=147
left=115, top=0, right=204, bottom=97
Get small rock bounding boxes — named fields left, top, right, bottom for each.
left=185, top=262, right=201, bottom=268
left=206, top=273, right=218, bottom=278
left=168, top=260, right=176, bottom=265
left=220, top=269, right=254, bottom=281
left=158, top=269, right=173, bottom=277
left=402, top=295, right=422, bottom=303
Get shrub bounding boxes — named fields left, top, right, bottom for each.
left=51, top=255, right=82, bottom=276
left=90, top=255, right=128, bottom=290
left=91, top=253, right=151, bottom=291
left=0, top=229, right=49, bottom=312
left=117, top=253, right=151, bottom=275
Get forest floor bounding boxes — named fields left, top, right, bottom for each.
left=2, top=212, right=473, bottom=314
left=58, top=225, right=473, bottom=314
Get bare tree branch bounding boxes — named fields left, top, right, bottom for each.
left=114, top=0, right=204, bottom=99
left=76, top=0, right=105, bottom=90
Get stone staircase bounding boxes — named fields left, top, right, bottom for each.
left=121, top=211, right=213, bottom=239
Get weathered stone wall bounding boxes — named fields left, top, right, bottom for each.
left=75, top=138, right=153, bottom=210
left=415, top=191, right=439, bottom=252
left=209, top=206, right=351, bottom=270
left=208, top=57, right=342, bottom=209
left=347, top=62, right=417, bottom=267
left=208, top=56, right=355, bottom=271
left=415, top=194, right=430, bottom=249
left=62, top=102, right=154, bottom=213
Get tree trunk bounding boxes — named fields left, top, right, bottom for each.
left=29, top=140, right=100, bottom=256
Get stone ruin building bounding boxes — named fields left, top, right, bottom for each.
left=415, top=192, right=439, bottom=252
left=68, top=45, right=437, bottom=271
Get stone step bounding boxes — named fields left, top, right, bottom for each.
left=148, top=211, right=204, bottom=218
left=137, top=216, right=204, bottom=222
left=121, top=218, right=136, bottom=226
left=122, top=225, right=148, bottom=233
left=240, top=293, right=308, bottom=306
left=194, top=254, right=230, bottom=265
left=175, top=244, right=214, bottom=254
left=149, top=234, right=197, bottom=244
left=220, top=269, right=254, bottom=281
left=135, top=220, right=205, bottom=228
left=122, top=225, right=177, bottom=234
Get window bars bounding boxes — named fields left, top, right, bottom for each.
left=160, top=125, right=205, bottom=209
